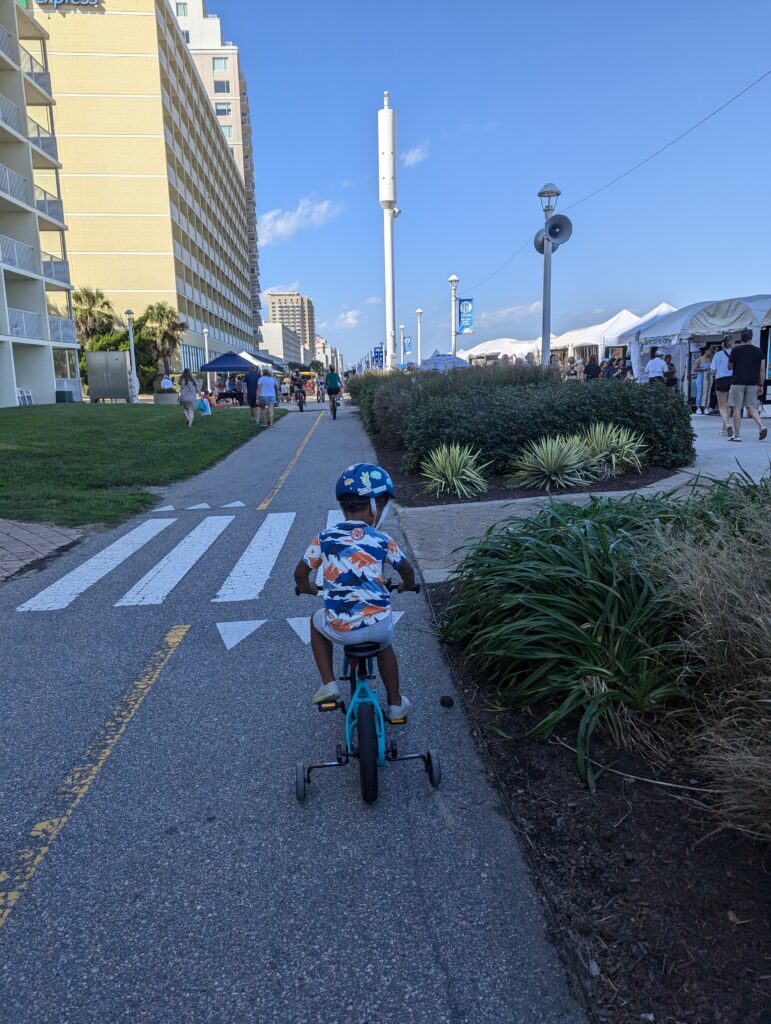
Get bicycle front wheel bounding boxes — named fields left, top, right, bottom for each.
left=357, top=703, right=378, bottom=803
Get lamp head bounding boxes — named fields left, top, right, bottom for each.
left=537, top=182, right=561, bottom=199
left=416, top=308, right=423, bottom=316
left=448, top=274, right=459, bottom=285
left=125, top=308, right=134, bottom=318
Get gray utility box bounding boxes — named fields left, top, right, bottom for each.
left=85, top=350, right=131, bottom=402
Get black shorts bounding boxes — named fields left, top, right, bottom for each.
left=247, top=394, right=258, bottom=408
left=327, top=387, right=341, bottom=396
left=715, top=377, right=731, bottom=393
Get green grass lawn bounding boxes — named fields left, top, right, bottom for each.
left=0, top=404, right=281, bottom=527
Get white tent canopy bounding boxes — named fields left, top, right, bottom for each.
left=553, top=308, right=642, bottom=356
left=458, top=337, right=539, bottom=360
left=635, top=295, right=771, bottom=345
left=616, top=302, right=677, bottom=344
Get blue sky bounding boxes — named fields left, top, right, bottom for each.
left=218, top=0, right=771, bottom=365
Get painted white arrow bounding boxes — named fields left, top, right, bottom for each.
left=216, top=620, right=266, bottom=651
left=186, top=502, right=211, bottom=510
left=221, top=501, right=246, bottom=508
left=287, top=611, right=404, bottom=645
left=154, top=505, right=175, bottom=512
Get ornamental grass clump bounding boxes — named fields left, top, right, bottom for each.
left=420, top=443, right=491, bottom=498
left=507, top=434, right=598, bottom=492
left=580, top=422, right=648, bottom=478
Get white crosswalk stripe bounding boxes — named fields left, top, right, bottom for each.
left=116, top=516, right=234, bottom=607
left=212, top=512, right=296, bottom=604
left=17, top=518, right=176, bottom=612
left=316, top=509, right=342, bottom=585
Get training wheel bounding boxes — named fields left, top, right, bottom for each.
left=295, top=761, right=307, bottom=802
left=426, top=749, right=441, bottom=788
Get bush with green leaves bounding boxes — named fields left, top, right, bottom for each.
left=507, top=434, right=598, bottom=491
left=421, top=443, right=491, bottom=498
left=580, top=423, right=648, bottom=478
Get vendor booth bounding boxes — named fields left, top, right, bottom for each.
left=553, top=308, right=642, bottom=364
left=458, top=337, right=539, bottom=364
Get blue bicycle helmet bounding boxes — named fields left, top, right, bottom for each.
left=335, top=463, right=396, bottom=500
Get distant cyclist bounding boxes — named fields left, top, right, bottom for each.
left=316, top=376, right=326, bottom=403
left=326, top=368, right=342, bottom=410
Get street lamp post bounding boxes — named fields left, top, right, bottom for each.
left=125, top=308, right=138, bottom=404
left=202, top=326, right=210, bottom=390
left=399, top=324, right=405, bottom=367
left=415, top=308, right=423, bottom=367
left=448, top=275, right=459, bottom=356
left=378, top=91, right=400, bottom=371
left=537, top=183, right=560, bottom=366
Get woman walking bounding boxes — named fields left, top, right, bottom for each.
left=177, top=368, right=199, bottom=427
left=692, top=347, right=714, bottom=414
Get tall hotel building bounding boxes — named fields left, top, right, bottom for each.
left=35, top=0, right=255, bottom=371
left=0, top=0, right=77, bottom=408
left=172, top=0, right=261, bottom=341
left=267, top=291, right=316, bottom=355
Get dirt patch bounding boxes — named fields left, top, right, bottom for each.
left=370, top=434, right=677, bottom=508
left=426, top=583, right=770, bottom=1024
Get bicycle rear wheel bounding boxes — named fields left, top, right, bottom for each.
left=357, top=703, right=378, bottom=803
left=331, top=398, right=337, bottom=420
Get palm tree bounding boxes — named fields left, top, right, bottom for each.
left=142, top=301, right=187, bottom=372
left=72, top=286, right=116, bottom=346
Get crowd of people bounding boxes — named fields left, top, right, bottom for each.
left=559, top=354, right=634, bottom=382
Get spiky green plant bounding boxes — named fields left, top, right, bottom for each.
left=420, top=443, right=491, bottom=498
left=507, top=435, right=597, bottom=492
left=580, top=423, right=648, bottom=478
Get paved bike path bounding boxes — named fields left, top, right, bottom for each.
left=0, top=404, right=582, bottom=1023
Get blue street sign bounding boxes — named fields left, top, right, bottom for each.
left=459, top=298, right=474, bottom=334
left=373, top=346, right=384, bottom=369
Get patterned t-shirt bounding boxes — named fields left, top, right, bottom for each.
left=303, top=520, right=406, bottom=632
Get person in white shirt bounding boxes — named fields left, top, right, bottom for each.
left=257, top=370, right=278, bottom=427
left=160, top=373, right=174, bottom=391
left=644, top=353, right=667, bottom=383
left=710, top=337, right=734, bottom=435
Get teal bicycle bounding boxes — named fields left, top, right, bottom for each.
left=295, top=583, right=441, bottom=804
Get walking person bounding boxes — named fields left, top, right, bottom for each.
left=645, top=350, right=667, bottom=384
left=177, top=368, right=199, bottom=427
left=710, top=338, right=733, bottom=435
left=692, top=347, right=714, bottom=414
left=726, top=329, right=767, bottom=442
left=243, top=365, right=261, bottom=424
left=257, top=368, right=279, bottom=427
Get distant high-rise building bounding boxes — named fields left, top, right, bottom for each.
left=267, top=292, right=316, bottom=354
left=173, top=0, right=261, bottom=342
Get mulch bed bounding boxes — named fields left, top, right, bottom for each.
left=370, top=434, right=677, bottom=508
left=426, top=583, right=770, bottom=1024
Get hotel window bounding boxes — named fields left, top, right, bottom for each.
left=215, top=102, right=231, bottom=117
left=176, top=2, right=188, bottom=13
left=181, top=30, right=190, bottom=42
left=222, top=124, right=233, bottom=139
left=212, top=57, right=229, bottom=71
left=214, top=80, right=230, bottom=94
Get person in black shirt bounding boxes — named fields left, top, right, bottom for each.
left=727, top=330, right=767, bottom=442
left=584, top=354, right=602, bottom=380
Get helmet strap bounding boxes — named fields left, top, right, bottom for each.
left=375, top=498, right=391, bottom=530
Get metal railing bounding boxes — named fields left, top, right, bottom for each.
left=27, top=117, right=57, bottom=160
left=34, top=184, right=63, bottom=222
left=0, top=93, right=23, bottom=134
left=0, top=23, right=16, bottom=63
left=8, top=306, right=43, bottom=339
left=0, top=232, right=35, bottom=272
left=20, top=46, right=51, bottom=96
left=0, top=162, right=29, bottom=203
left=41, top=251, right=70, bottom=285
left=49, top=315, right=77, bottom=344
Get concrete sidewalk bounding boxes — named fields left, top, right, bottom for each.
left=399, top=415, right=771, bottom=584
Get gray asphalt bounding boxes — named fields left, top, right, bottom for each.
left=0, top=401, right=583, bottom=1023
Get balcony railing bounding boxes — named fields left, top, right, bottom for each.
left=0, top=162, right=30, bottom=204
left=0, top=94, right=23, bottom=134
left=0, top=22, right=17, bottom=63
left=8, top=306, right=43, bottom=339
left=41, top=251, right=71, bottom=285
left=34, top=185, right=63, bottom=222
left=20, top=46, right=52, bottom=97
left=0, top=232, right=35, bottom=273
left=27, top=117, right=58, bottom=160
left=49, top=315, right=77, bottom=344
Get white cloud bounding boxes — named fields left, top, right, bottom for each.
left=479, top=301, right=542, bottom=324
left=365, top=295, right=382, bottom=305
left=400, top=140, right=430, bottom=168
left=265, top=281, right=300, bottom=294
left=333, top=309, right=360, bottom=329
left=257, top=197, right=342, bottom=246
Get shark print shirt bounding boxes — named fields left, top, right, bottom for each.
left=302, top=520, right=406, bottom=632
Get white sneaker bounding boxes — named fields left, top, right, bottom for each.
left=386, top=696, right=412, bottom=722
left=728, top=435, right=743, bottom=442
left=312, top=681, right=340, bottom=704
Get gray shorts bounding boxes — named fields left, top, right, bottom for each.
left=728, top=384, right=759, bottom=410
left=311, top=609, right=395, bottom=651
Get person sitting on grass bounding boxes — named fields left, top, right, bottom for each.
left=294, top=463, right=417, bottom=722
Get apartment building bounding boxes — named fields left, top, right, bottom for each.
left=258, top=322, right=302, bottom=368
left=267, top=291, right=316, bottom=353
left=172, top=0, right=261, bottom=343
left=36, top=0, right=255, bottom=373
left=0, top=0, right=76, bottom=408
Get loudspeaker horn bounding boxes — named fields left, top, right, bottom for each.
left=545, top=214, right=572, bottom=244
left=533, top=229, right=559, bottom=255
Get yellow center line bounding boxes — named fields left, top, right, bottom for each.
left=257, top=411, right=324, bottom=510
left=0, top=624, right=190, bottom=931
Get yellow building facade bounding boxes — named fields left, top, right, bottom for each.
left=36, top=0, right=255, bottom=369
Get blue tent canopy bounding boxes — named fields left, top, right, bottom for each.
left=199, top=353, right=259, bottom=373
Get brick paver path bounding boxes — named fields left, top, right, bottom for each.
left=0, top=520, right=82, bottom=582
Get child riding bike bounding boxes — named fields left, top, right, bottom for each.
left=294, top=463, right=417, bottom=721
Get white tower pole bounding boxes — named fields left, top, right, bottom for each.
left=378, top=91, right=398, bottom=370
left=416, top=308, right=423, bottom=367
left=449, top=275, right=459, bottom=356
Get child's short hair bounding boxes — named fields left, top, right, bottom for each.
left=339, top=493, right=370, bottom=517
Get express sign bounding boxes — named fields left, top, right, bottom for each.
left=35, top=1, right=102, bottom=7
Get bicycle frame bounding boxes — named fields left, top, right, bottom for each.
left=342, top=656, right=386, bottom=766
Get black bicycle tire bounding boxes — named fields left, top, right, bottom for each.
left=357, top=703, right=378, bottom=803
left=331, top=399, right=337, bottom=420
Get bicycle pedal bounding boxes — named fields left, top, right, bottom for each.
left=387, top=717, right=407, bottom=726
left=317, top=699, right=342, bottom=713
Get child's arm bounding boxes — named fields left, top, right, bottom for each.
left=395, top=557, right=417, bottom=593
left=294, top=559, right=318, bottom=596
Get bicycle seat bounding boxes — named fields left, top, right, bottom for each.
left=343, top=641, right=381, bottom=659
